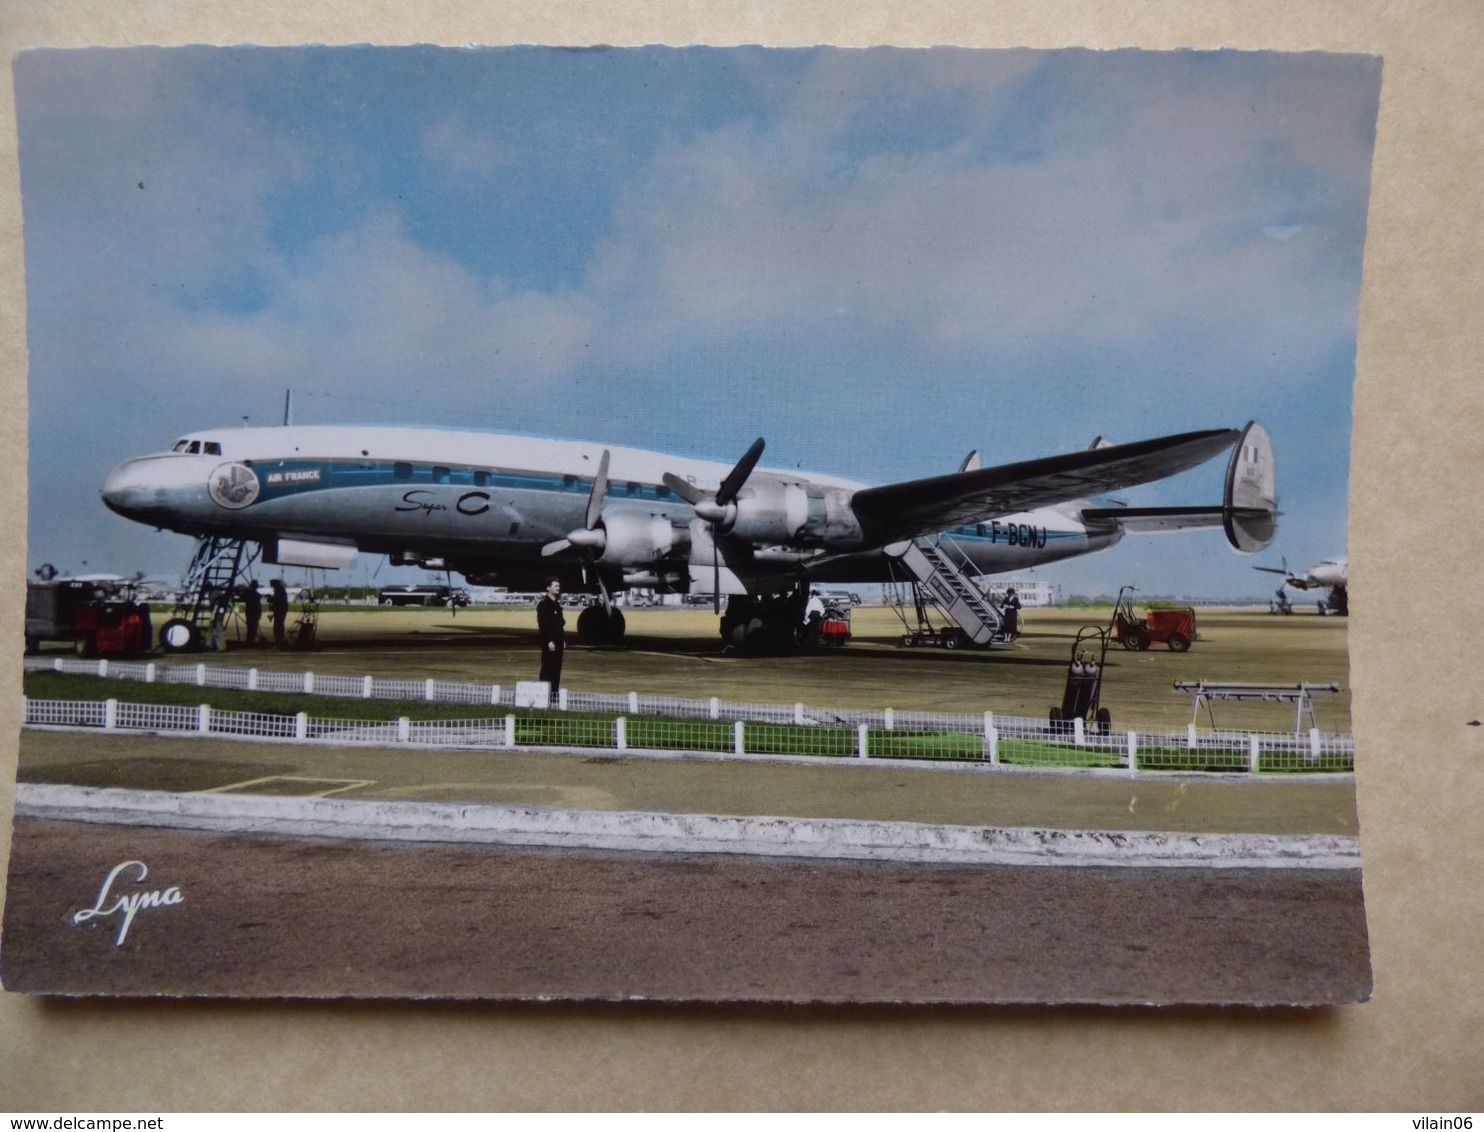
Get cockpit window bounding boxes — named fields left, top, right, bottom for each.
left=186, top=441, right=201, bottom=454
left=203, top=441, right=222, bottom=456
left=172, top=439, right=190, bottom=453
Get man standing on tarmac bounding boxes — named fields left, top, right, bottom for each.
left=268, top=578, right=289, bottom=648
left=536, top=578, right=566, bottom=695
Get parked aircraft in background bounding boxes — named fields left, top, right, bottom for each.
left=101, top=420, right=1276, bottom=650
left=1255, top=556, right=1348, bottom=616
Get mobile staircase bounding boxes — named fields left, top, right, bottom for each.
left=884, top=536, right=1014, bottom=648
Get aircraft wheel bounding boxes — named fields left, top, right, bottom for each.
left=902, top=634, right=914, bottom=647
left=576, top=605, right=604, bottom=644
left=1122, top=627, right=1149, bottom=651
left=159, top=617, right=200, bottom=653
left=606, top=608, right=626, bottom=645
left=1166, top=633, right=1191, bottom=652
left=940, top=628, right=959, bottom=649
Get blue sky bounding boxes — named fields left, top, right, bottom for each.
left=17, top=46, right=1381, bottom=597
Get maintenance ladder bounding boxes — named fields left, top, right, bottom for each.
left=174, top=536, right=257, bottom=646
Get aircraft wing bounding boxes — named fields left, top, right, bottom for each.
left=850, top=428, right=1241, bottom=546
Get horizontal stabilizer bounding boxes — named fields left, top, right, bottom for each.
left=1079, top=422, right=1277, bottom=553
left=1080, top=506, right=1229, bottom=534
left=851, top=428, right=1240, bottom=546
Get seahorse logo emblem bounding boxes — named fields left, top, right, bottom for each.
left=208, top=462, right=260, bottom=510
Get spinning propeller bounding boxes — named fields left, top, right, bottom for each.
left=662, top=437, right=765, bottom=613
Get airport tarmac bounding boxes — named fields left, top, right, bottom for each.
left=111, top=602, right=1353, bottom=733
left=5, top=603, right=1366, bottom=1004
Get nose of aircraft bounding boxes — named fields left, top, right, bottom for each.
left=101, top=458, right=161, bottom=519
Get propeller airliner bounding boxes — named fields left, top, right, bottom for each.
left=1255, top=555, right=1348, bottom=616
left=101, top=420, right=1276, bottom=650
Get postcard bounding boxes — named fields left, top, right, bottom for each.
left=3, top=44, right=1380, bottom=1003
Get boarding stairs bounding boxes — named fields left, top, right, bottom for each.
left=174, top=536, right=257, bottom=647
left=885, top=536, right=1011, bottom=647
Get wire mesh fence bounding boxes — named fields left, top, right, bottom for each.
left=22, top=656, right=1355, bottom=776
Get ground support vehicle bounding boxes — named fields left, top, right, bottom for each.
left=809, top=598, right=853, bottom=647
left=1111, top=586, right=1197, bottom=651
left=25, top=580, right=152, bottom=658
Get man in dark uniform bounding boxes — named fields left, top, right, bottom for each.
left=241, top=581, right=262, bottom=646
left=268, top=578, right=289, bottom=648
left=536, top=578, right=566, bottom=694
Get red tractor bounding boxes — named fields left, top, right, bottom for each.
left=1111, top=586, right=1197, bottom=652
left=25, top=578, right=153, bottom=658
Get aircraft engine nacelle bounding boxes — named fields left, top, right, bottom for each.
left=592, top=511, right=680, bottom=566
left=726, top=482, right=810, bottom=544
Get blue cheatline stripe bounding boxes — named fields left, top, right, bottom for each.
left=247, top=458, right=681, bottom=505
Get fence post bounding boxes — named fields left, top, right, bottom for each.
left=1308, top=728, right=1321, bottom=764
left=98, top=659, right=109, bottom=678
left=196, top=664, right=207, bottom=686
left=1249, top=734, right=1261, bottom=774
left=794, top=703, right=805, bottom=725
left=616, top=717, right=628, bottom=751
left=425, top=678, right=436, bottom=701
left=857, top=723, right=869, bottom=759
left=304, top=672, right=315, bottom=695
left=629, top=692, right=639, bottom=714
left=1073, top=716, right=1085, bottom=746
left=363, top=675, right=374, bottom=699
left=144, top=663, right=156, bottom=683
left=1186, top=724, right=1198, bottom=750
left=104, top=699, right=118, bottom=731
left=709, top=696, right=720, bottom=720
left=1127, top=731, right=1138, bottom=774
left=734, top=720, right=745, bottom=756
left=558, top=689, right=568, bottom=711
left=295, top=712, right=308, bottom=741
left=197, top=704, right=211, bottom=734
left=884, top=708, right=895, bottom=731
left=397, top=716, right=410, bottom=744
left=53, top=658, right=63, bottom=673
left=504, top=715, right=516, bottom=748
left=491, top=684, right=501, bottom=706
left=987, top=719, right=999, bottom=764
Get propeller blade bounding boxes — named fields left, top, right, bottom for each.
left=585, top=450, right=611, bottom=531
left=715, top=437, right=765, bottom=506
left=541, top=539, right=572, bottom=557
left=662, top=472, right=706, bottom=506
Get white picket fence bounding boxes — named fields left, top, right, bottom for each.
left=22, top=656, right=1355, bottom=775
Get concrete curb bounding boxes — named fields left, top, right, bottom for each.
left=14, top=783, right=1361, bottom=870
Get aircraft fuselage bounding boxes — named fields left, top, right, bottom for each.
left=102, top=425, right=1118, bottom=592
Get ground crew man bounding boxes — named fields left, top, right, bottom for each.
left=269, top=578, right=289, bottom=648
left=536, top=578, right=566, bottom=694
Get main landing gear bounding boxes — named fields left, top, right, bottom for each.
left=719, top=589, right=810, bottom=653
left=575, top=603, right=627, bottom=646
